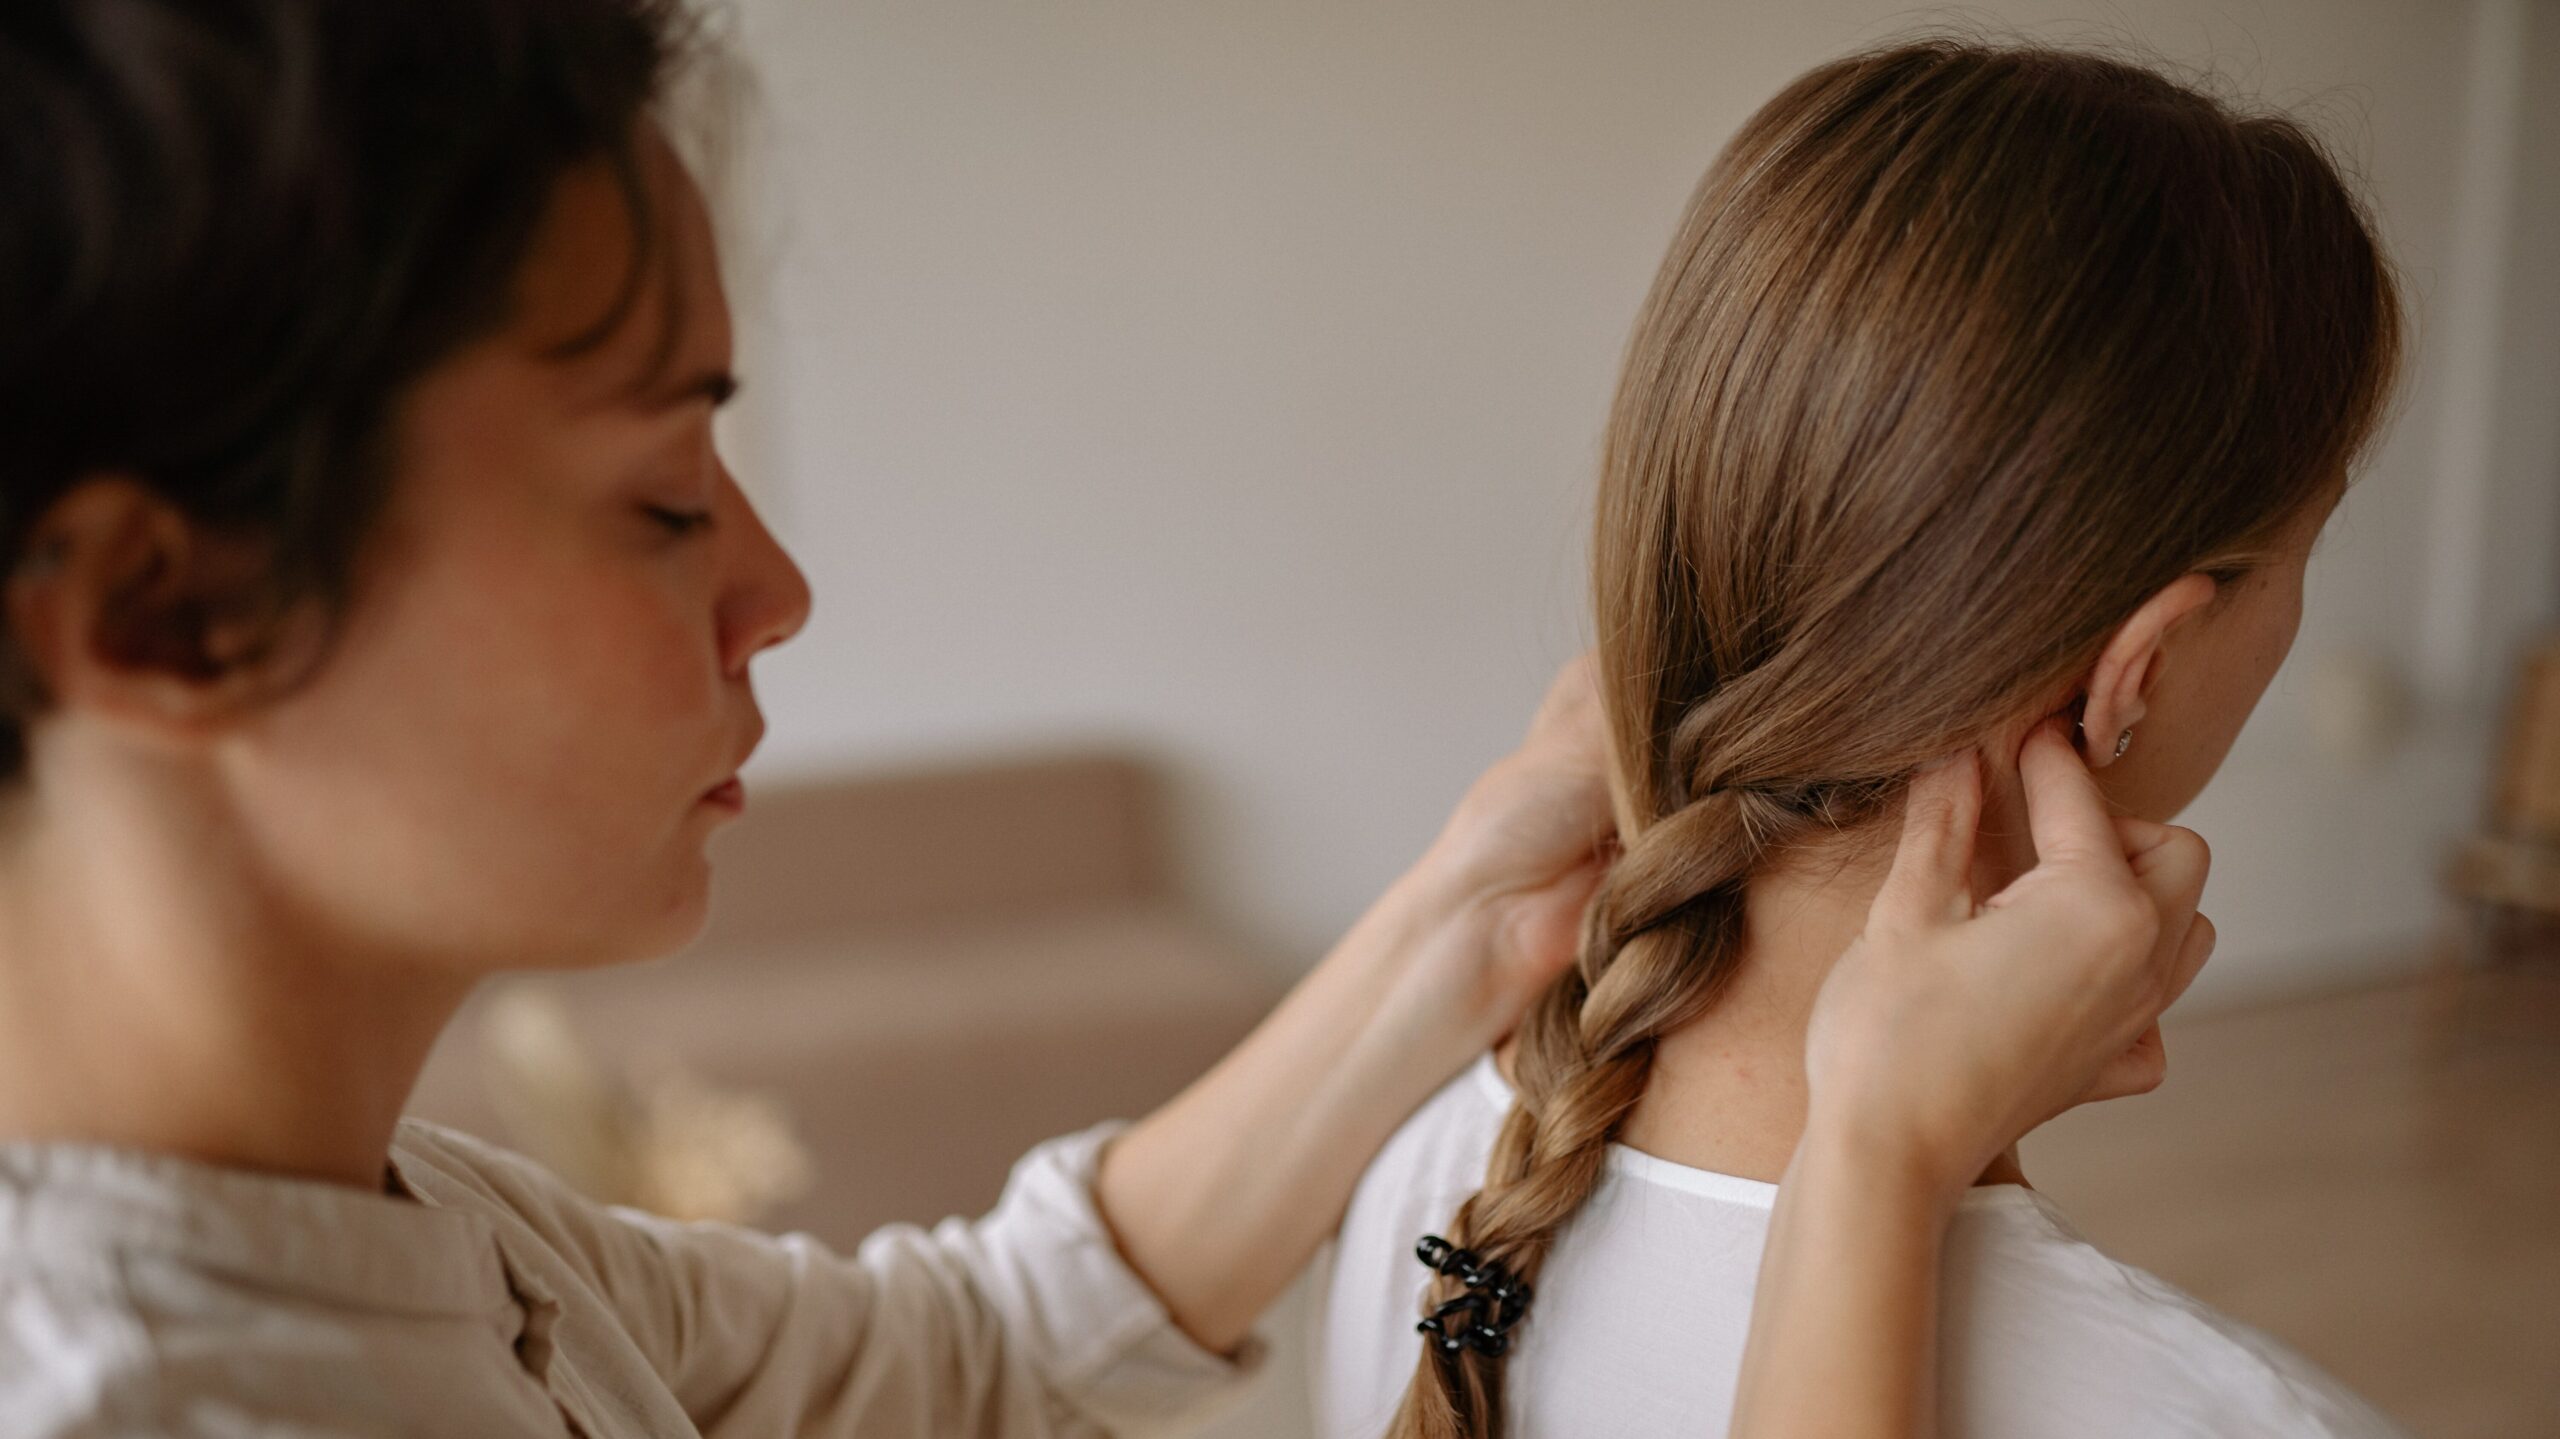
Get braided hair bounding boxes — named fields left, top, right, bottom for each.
left=1383, top=36, right=2401, bottom=1439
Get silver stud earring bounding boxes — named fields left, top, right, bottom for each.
left=2073, top=720, right=2134, bottom=760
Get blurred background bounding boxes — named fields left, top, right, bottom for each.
left=411, top=1, right=2560, bottom=1435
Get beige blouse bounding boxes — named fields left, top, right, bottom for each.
left=0, top=1118, right=1267, bottom=1437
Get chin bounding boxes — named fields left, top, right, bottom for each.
left=644, top=851, right=719, bottom=953
left=534, top=861, right=716, bottom=972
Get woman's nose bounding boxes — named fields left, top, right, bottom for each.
left=715, top=472, right=813, bottom=676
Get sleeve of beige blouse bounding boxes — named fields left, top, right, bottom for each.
left=608, top=1120, right=1268, bottom=1439
left=412, top=1115, right=1268, bottom=1439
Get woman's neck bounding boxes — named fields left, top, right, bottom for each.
left=1616, top=748, right=2046, bottom=1188
left=0, top=767, right=473, bottom=1190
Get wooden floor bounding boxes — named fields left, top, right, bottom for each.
left=2025, top=966, right=2560, bottom=1438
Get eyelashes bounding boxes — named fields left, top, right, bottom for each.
left=645, top=505, right=715, bottom=537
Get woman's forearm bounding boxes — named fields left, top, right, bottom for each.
left=1094, top=655, right=1609, bottom=1353
left=1094, top=858, right=1510, bottom=1353
left=1730, top=1116, right=1961, bottom=1439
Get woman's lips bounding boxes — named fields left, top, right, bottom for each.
left=701, top=777, right=746, bottom=811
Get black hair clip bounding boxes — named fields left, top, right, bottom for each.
left=1413, top=1234, right=1534, bottom=1359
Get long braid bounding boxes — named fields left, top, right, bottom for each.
left=1385, top=787, right=1817, bottom=1439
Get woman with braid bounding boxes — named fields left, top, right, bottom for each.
left=1315, top=38, right=2409, bottom=1439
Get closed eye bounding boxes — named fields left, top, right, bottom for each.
left=645, top=505, right=715, bottom=537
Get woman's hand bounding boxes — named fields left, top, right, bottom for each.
left=1403, top=651, right=1616, bottom=1047
left=1733, top=717, right=2216, bottom=1439
left=1804, top=715, right=2217, bottom=1198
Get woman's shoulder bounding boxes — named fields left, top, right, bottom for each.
left=1321, top=1049, right=1512, bottom=1290
left=1945, top=1196, right=2410, bottom=1438
left=1367, top=1051, right=1514, bottom=1198
left=1312, top=1051, right=1513, bottom=1438
left=0, top=1128, right=532, bottom=1437
left=389, top=1115, right=577, bottom=1202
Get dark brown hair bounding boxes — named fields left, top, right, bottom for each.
left=1389, top=38, right=2401, bottom=1438
left=0, top=0, right=697, bottom=777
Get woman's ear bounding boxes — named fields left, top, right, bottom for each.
left=2076, top=572, right=2219, bottom=769
left=7, top=476, right=296, bottom=753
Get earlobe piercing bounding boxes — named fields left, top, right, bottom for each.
left=2073, top=719, right=2134, bottom=760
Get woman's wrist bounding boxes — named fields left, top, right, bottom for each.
left=1737, top=1118, right=1956, bottom=1439
left=1092, top=674, right=1607, bottom=1352
left=1092, top=855, right=1517, bottom=1352
left=1361, top=848, right=1547, bottom=1064
left=1798, top=1094, right=1979, bottom=1222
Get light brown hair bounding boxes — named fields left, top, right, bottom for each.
left=1387, top=38, right=2401, bottom=1438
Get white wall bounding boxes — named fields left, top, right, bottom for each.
left=714, top=0, right=2558, bottom=1007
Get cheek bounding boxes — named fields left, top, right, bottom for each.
left=439, top=541, right=730, bottom=888
left=469, top=553, right=732, bottom=962
left=400, top=522, right=719, bottom=795
left=2124, top=571, right=2309, bottom=820
left=235, top=523, right=727, bottom=967
left=2233, top=567, right=2309, bottom=707
left=515, top=568, right=722, bottom=763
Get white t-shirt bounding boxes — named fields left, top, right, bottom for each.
left=1312, top=1053, right=2405, bottom=1439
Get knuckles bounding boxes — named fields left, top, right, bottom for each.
left=2085, top=884, right=2162, bottom=958
left=2153, top=825, right=2212, bottom=899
